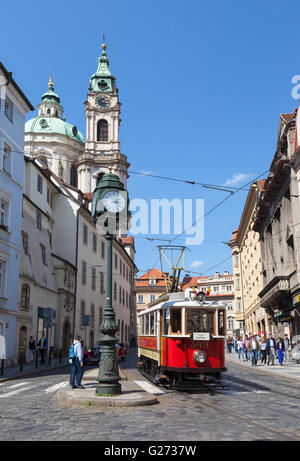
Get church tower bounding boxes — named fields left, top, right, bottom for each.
left=76, top=39, right=129, bottom=194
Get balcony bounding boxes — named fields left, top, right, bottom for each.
left=258, top=276, right=290, bottom=308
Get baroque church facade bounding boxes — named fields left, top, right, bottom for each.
left=13, top=41, right=136, bottom=363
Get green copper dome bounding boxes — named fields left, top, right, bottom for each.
left=25, top=116, right=85, bottom=144
left=90, top=41, right=116, bottom=93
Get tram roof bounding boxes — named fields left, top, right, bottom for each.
left=137, top=296, right=227, bottom=316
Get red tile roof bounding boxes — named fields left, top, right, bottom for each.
left=280, top=112, right=296, bottom=124
left=136, top=268, right=167, bottom=287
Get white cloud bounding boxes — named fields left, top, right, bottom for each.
left=223, top=173, right=250, bottom=186
left=189, top=260, right=204, bottom=268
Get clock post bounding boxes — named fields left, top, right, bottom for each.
left=92, top=171, right=128, bottom=395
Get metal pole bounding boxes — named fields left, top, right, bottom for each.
left=96, top=233, right=121, bottom=395
left=1, top=359, right=4, bottom=376
left=20, top=353, right=24, bottom=372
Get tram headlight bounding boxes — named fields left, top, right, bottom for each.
left=194, top=350, right=207, bottom=365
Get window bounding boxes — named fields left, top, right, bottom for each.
left=186, top=310, right=214, bottom=334
left=138, top=294, right=144, bottom=303
left=150, top=312, right=155, bottom=335
left=40, top=244, right=47, bottom=265
left=97, top=119, right=108, bottom=141
left=80, top=301, right=85, bottom=328
left=115, top=254, right=118, bottom=270
left=47, top=187, right=53, bottom=208
left=93, top=233, right=97, bottom=252
left=227, top=285, right=232, bottom=291
left=3, top=143, right=12, bottom=174
left=20, top=284, right=30, bottom=310
left=150, top=294, right=156, bottom=303
left=101, top=240, right=105, bottom=259
left=82, top=261, right=87, bottom=285
left=170, top=308, right=182, bottom=334
left=0, top=199, right=9, bottom=228
left=163, top=309, right=170, bottom=335
left=235, top=253, right=239, bottom=266
left=83, top=224, right=88, bottom=245
left=237, top=298, right=242, bottom=312
left=37, top=175, right=43, bottom=193
left=48, top=230, right=52, bottom=248
left=22, top=232, right=29, bottom=255
left=0, top=261, right=6, bottom=298
left=119, top=286, right=121, bottom=303
left=145, top=314, right=149, bottom=335
left=100, top=272, right=104, bottom=294
left=236, top=275, right=241, bottom=289
left=114, top=282, right=117, bottom=301
left=228, top=319, right=234, bottom=330
left=92, top=267, right=96, bottom=290
left=90, top=304, right=95, bottom=329
left=227, top=301, right=233, bottom=310
left=4, top=97, right=13, bottom=121
left=213, top=285, right=219, bottom=292
left=218, top=310, right=225, bottom=336
left=149, top=278, right=156, bottom=286
left=36, top=211, right=42, bottom=230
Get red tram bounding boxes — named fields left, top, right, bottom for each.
left=137, top=288, right=227, bottom=389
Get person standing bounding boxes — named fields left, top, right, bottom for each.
left=260, top=336, right=268, bottom=365
left=267, top=334, right=276, bottom=366
left=37, top=333, right=47, bottom=365
left=70, top=335, right=85, bottom=389
left=27, top=336, right=36, bottom=364
left=237, top=337, right=245, bottom=361
left=276, top=337, right=285, bottom=366
left=249, top=335, right=260, bottom=366
left=283, top=334, right=290, bottom=362
left=243, top=335, right=250, bottom=361
left=234, top=336, right=238, bottom=354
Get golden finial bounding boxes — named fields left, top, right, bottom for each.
left=109, top=166, right=113, bottom=172
left=48, top=72, right=54, bottom=88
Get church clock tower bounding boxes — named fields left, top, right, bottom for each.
left=76, top=39, right=129, bottom=194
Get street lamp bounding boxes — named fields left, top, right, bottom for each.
left=92, top=171, right=128, bottom=395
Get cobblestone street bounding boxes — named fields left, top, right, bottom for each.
left=0, top=353, right=300, bottom=441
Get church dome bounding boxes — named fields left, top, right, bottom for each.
left=25, top=116, right=85, bottom=144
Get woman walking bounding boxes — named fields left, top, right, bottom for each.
left=237, top=337, right=245, bottom=361
left=260, top=336, right=268, bottom=366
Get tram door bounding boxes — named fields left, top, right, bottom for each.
left=160, top=310, right=164, bottom=366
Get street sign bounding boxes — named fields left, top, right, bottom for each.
left=83, top=315, right=90, bottom=327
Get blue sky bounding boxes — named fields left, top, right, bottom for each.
left=1, top=0, right=300, bottom=277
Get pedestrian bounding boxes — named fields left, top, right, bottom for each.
left=283, top=334, right=290, bottom=362
left=237, top=337, right=245, bottom=361
left=249, top=335, right=260, bottom=366
left=70, top=335, right=85, bottom=389
left=243, top=335, right=250, bottom=361
left=260, top=336, right=268, bottom=365
left=37, top=333, right=47, bottom=365
left=256, top=334, right=262, bottom=361
left=27, top=336, right=36, bottom=364
left=266, top=334, right=276, bottom=366
left=227, top=337, right=233, bottom=353
left=276, top=337, right=285, bottom=366
left=234, top=335, right=238, bottom=354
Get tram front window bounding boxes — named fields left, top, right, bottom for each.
left=186, top=310, right=214, bottom=334
left=170, top=308, right=182, bottom=334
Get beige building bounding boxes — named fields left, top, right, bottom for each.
left=228, top=181, right=269, bottom=337
left=136, top=268, right=168, bottom=316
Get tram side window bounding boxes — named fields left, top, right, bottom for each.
left=145, top=314, right=149, bottom=335
left=163, top=309, right=170, bottom=335
left=170, top=308, right=182, bottom=334
left=150, top=312, right=155, bottom=335
left=218, top=310, right=225, bottom=336
left=186, top=310, right=214, bottom=334
left=140, top=316, right=144, bottom=335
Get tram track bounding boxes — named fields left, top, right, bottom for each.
left=162, top=390, right=300, bottom=441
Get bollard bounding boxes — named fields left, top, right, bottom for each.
left=35, top=349, right=38, bottom=369
left=59, top=349, right=62, bottom=364
left=20, top=353, right=24, bottom=372
left=0, top=358, right=4, bottom=376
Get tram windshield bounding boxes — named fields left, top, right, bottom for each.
left=186, top=309, right=214, bottom=334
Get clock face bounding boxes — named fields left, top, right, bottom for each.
left=102, top=190, right=126, bottom=213
left=96, top=96, right=110, bottom=108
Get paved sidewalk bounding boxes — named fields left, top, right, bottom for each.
left=226, top=351, right=300, bottom=382
left=0, top=356, right=70, bottom=383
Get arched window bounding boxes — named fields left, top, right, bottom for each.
left=70, top=165, right=77, bottom=187
left=47, top=109, right=51, bottom=115
left=97, top=172, right=105, bottom=184
left=97, top=119, right=108, bottom=141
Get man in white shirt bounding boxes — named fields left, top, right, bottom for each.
left=267, top=334, right=276, bottom=366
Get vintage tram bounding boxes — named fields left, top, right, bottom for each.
left=137, top=288, right=227, bottom=389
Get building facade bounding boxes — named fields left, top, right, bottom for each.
left=0, top=63, right=33, bottom=364
left=228, top=181, right=269, bottom=337
left=136, top=268, right=168, bottom=316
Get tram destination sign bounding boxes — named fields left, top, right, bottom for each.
left=193, top=332, right=210, bottom=341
